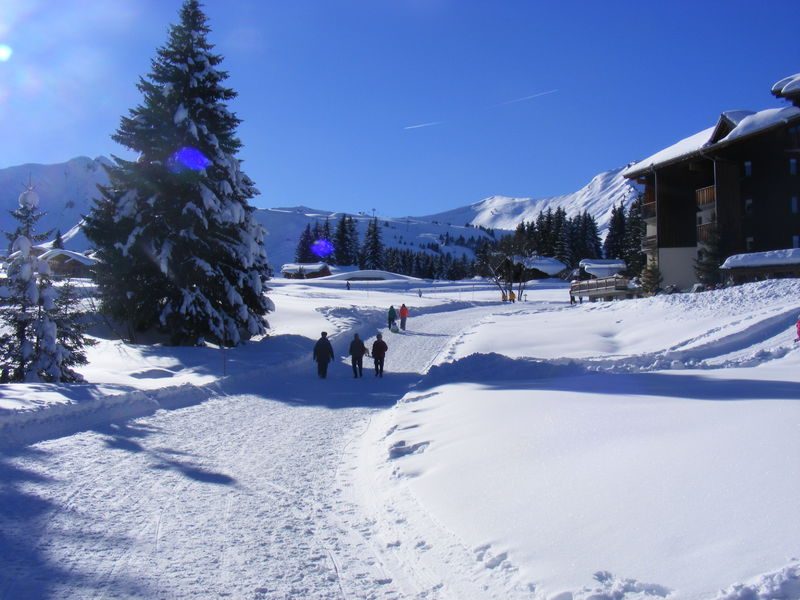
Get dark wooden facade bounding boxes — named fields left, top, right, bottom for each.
left=626, top=106, right=800, bottom=287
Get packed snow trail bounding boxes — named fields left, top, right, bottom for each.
left=0, top=300, right=512, bottom=600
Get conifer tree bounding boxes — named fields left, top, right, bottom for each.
left=83, top=0, right=271, bottom=346
left=0, top=187, right=80, bottom=382
left=360, top=218, right=384, bottom=270
left=53, top=229, right=64, bottom=249
left=694, top=225, right=723, bottom=285
left=295, top=224, right=315, bottom=263
left=52, top=280, right=94, bottom=381
left=640, top=258, right=663, bottom=295
left=622, top=196, right=646, bottom=276
left=603, top=203, right=627, bottom=259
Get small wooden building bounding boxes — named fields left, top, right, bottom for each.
left=280, top=262, right=332, bottom=279
left=38, top=249, right=98, bottom=278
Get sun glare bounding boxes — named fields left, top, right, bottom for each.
left=0, top=45, right=12, bottom=62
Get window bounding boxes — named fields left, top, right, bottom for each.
left=792, top=196, right=799, bottom=214
left=791, top=158, right=798, bottom=176
left=746, top=236, right=755, bottom=251
left=744, top=160, right=752, bottom=177
left=744, top=198, right=753, bottom=215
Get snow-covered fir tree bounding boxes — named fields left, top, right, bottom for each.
left=623, top=196, right=646, bottom=276
left=52, top=280, right=95, bottom=382
left=0, top=187, right=78, bottom=382
left=83, top=0, right=272, bottom=346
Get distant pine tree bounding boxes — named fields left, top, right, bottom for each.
left=295, top=224, right=316, bottom=263
left=83, top=0, right=271, bottom=346
left=52, top=280, right=95, bottom=382
left=603, top=203, right=627, bottom=259
left=360, top=218, right=384, bottom=270
left=53, top=229, right=64, bottom=249
left=623, top=196, right=646, bottom=276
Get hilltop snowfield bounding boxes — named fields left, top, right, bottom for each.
left=421, top=167, right=640, bottom=233
left=1, top=277, right=798, bottom=599
left=0, top=159, right=638, bottom=268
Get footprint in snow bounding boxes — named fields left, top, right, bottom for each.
left=388, top=440, right=430, bottom=459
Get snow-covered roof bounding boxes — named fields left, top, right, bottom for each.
left=720, top=248, right=800, bottom=270
left=624, top=105, right=800, bottom=178
left=38, top=249, right=98, bottom=266
left=772, top=73, right=800, bottom=98
left=579, top=258, right=626, bottom=278
left=513, top=255, right=567, bottom=276
left=622, top=127, right=715, bottom=178
left=719, top=106, right=800, bottom=144
left=280, top=262, right=329, bottom=274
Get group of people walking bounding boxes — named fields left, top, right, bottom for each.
left=312, top=303, right=412, bottom=379
left=312, top=331, right=389, bottom=379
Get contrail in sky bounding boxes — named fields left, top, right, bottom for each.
left=495, top=89, right=559, bottom=106
left=404, top=121, right=443, bottom=130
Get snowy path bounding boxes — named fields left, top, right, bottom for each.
left=0, top=300, right=512, bottom=600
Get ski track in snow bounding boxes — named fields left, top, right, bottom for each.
left=2, top=286, right=799, bottom=599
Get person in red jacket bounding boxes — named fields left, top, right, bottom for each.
left=399, top=304, right=409, bottom=331
left=796, top=314, right=800, bottom=342
left=371, top=333, right=388, bottom=377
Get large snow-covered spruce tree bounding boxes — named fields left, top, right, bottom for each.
left=84, top=0, right=272, bottom=346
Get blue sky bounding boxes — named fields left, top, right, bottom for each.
left=0, top=1, right=798, bottom=215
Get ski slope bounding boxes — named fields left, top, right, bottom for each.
left=1, top=278, right=799, bottom=599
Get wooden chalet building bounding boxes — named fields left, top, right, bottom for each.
left=623, top=74, right=800, bottom=288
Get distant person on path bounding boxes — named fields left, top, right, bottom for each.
left=346, top=281, right=351, bottom=290
left=399, top=303, right=409, bottom=330
left=388, top=305, right=397, bottom=329
left=509, top=289, right=516, bottom=303
left=796, top=314, right=800, bottom=342
left=349, top=333, right=369, bottom=378
left=372, top=333, right=388, bottom=377
left=312, top=331, right=335, bottom=378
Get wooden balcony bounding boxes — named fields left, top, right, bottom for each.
left=642, top=201, right=656, bottom=220
left=570, top=275, right=642, bottom=301
left=696, top=185, right=716, bottom=209
left=697, top=222, right=717, bottom=243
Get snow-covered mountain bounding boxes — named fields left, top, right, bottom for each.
left=0, top=158, right=640, bottom=267
left=420, top=166, right=640, bottom=234
left=0, top=156, right=109, bottom=249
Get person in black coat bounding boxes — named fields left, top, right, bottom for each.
left=313, top=331, right=335, bottom=378
left=348, top=333, right=369, bottom=378
left=371, top=333, right=388, bottom=377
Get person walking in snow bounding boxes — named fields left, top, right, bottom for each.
left=371, top=333, right=388, bottom=377
left=313, top=331, right=335, bottom=379
left=388, top=305, right=397, bottom=330
left=349, top=333, right=369, bottom=378
left=796, top=314, right=800, bottom=342
left=399, top=303, right=409, bottom=331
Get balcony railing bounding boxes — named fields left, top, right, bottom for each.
left=642, top=235, right=657, bottom=251
left=642, top=201, right=656, bottom=220
left=697, top=223, right=717, bottom=243
left=696, top=185, right=716, bottom=208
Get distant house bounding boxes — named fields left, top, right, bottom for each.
left=623, top=74, right=800, bottom=288
left=280, top=262, right=331, bottom=279
left=38, top=249, right=97, bottom=278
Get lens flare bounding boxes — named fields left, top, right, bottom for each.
left=311, top=239, right=334, bottom=258
left=168, top=146, right=211, bottom=173
left=0, top=45, right=12, bottom=62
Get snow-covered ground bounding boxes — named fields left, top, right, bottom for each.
left=1, top=277, right=799, bottom=599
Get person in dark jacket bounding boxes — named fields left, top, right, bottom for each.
left=348, top=333, right=369, bottom=378
left=313, top=331, right=335, bottom=378
left=387, top=305, right=397, bottom=329
left=371, top=333, right=388, bottom=377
